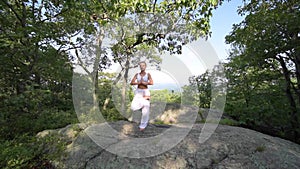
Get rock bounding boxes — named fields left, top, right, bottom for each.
left=128, top=102, right=234, bottom=125
left=38, top=121, right=300, bottom=169
left=129, top=102, right=199, bottom=124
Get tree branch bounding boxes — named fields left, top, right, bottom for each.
left=153, top=0, right=158, bottom=13
left=130, top=33, right=158, bottom=49
left=1, top=0, right=23, bottom=25
left=39, top=9, right=68, bottom=23
left=74, top=47, right=91, bottom=76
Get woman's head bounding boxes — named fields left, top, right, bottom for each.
left=139, top=61, right=147, bottom=71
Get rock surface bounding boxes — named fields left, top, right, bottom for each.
left=38, top=120, right=300, bottom=169
left=129, top=102, right=229, bottom=124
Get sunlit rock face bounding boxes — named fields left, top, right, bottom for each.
left=38, top=119, right=300, bottom=169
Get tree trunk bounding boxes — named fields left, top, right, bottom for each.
left=278, top=56, right=299, bottom=141
left=121, top=58, right=130, bottom=117
left=293, top=50, right=300, bottom=140
left=102, top=98, right=111, bottom=110
left=102, top=68, right=124, bottom=110
left=196, top=78, right=204, bottom=120
left=92, top=28, right=104, bottom=113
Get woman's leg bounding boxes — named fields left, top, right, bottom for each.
left=131, top=89, right=143, bottom=111
left=139, top=99, right=150, bottom=129
left=139, top=89, right=151, bottom=129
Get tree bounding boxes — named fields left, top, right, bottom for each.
left=224, top=52, right=290, bottom=127
left=0, top=0, right=230, bottom=130
left=0, top=0, right=85, bottom=139
left=189, top=71, right=212, bottom=109
left=72, top=0, right=229, bottom=120
left=0, top=1, right=234, bottom=167
left=225, top=0, right=300, bottom=141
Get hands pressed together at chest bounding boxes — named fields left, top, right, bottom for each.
left=130, top=72, right=153, bottom=87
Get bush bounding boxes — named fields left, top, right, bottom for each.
left=219, top=118, right=239, bottom=126
left=0, top=108, right=78, bottom=140
left=0, top=132, right=66, bottom=169
left=101, top=108, right=127, bottom=122
left=150, top=89, right=181, bottom=104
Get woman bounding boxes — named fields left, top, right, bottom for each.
left=130, top=61, right=153, bottom=131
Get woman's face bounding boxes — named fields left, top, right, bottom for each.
left=139, top=63, right=146, bottom=71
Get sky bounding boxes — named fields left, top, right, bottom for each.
left=209, top=0, right=245, bottom=61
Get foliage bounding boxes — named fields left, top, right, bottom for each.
left=224, top=55, right=291, bottom=124
left=181, top=84, right=199, bottom=106
left=0, top=0, right=77, bottom=139
left=150, top=89, right=181, bottom=104
left=74, top=0, right=230, bottom=117
left=189, top=71, right=212, bottom=108
left=0, top=0, right=231, bottom=167
left=0, top=3, right=78, bottom=167
left=224, top=0, right=300, bottom=142
left=219, top=118, right=239, bottom=126
left=187, top=59, right=298, bottom=141
left=0, top=133, right=67, bottom=169
left=153, top=119, right=165, bottom=125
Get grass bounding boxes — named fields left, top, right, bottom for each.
left=255, top=145, right=266, bottom=152
left=153, top=120, right=165, bottom=125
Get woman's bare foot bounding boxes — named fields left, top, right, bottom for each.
left=139, top=128, right=145, bottom=132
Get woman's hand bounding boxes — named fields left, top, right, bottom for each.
left=139, top=78, right=147, bottom=85
left=141, top=81, right=148, bottom=85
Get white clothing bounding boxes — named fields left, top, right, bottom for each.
left=136, top=73, right=149, bottom=83
left=131, top=88, right=150, bottom=129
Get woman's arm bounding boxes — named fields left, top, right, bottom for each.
left=130, top=73, right=139, bottom=85
left=140, top=73, right=153, bottom=85
left=147, top=73, right=153, bottom=85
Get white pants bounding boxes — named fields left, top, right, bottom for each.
left=131, top=88, right=150, bottom=129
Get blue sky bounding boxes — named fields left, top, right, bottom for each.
left=209, top=0, right=245, bottom=61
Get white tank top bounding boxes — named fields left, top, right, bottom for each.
left=137, top=73, right=148, bottom=82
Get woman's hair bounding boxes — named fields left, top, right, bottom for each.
left=139, top=61, right=147, bottom=66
